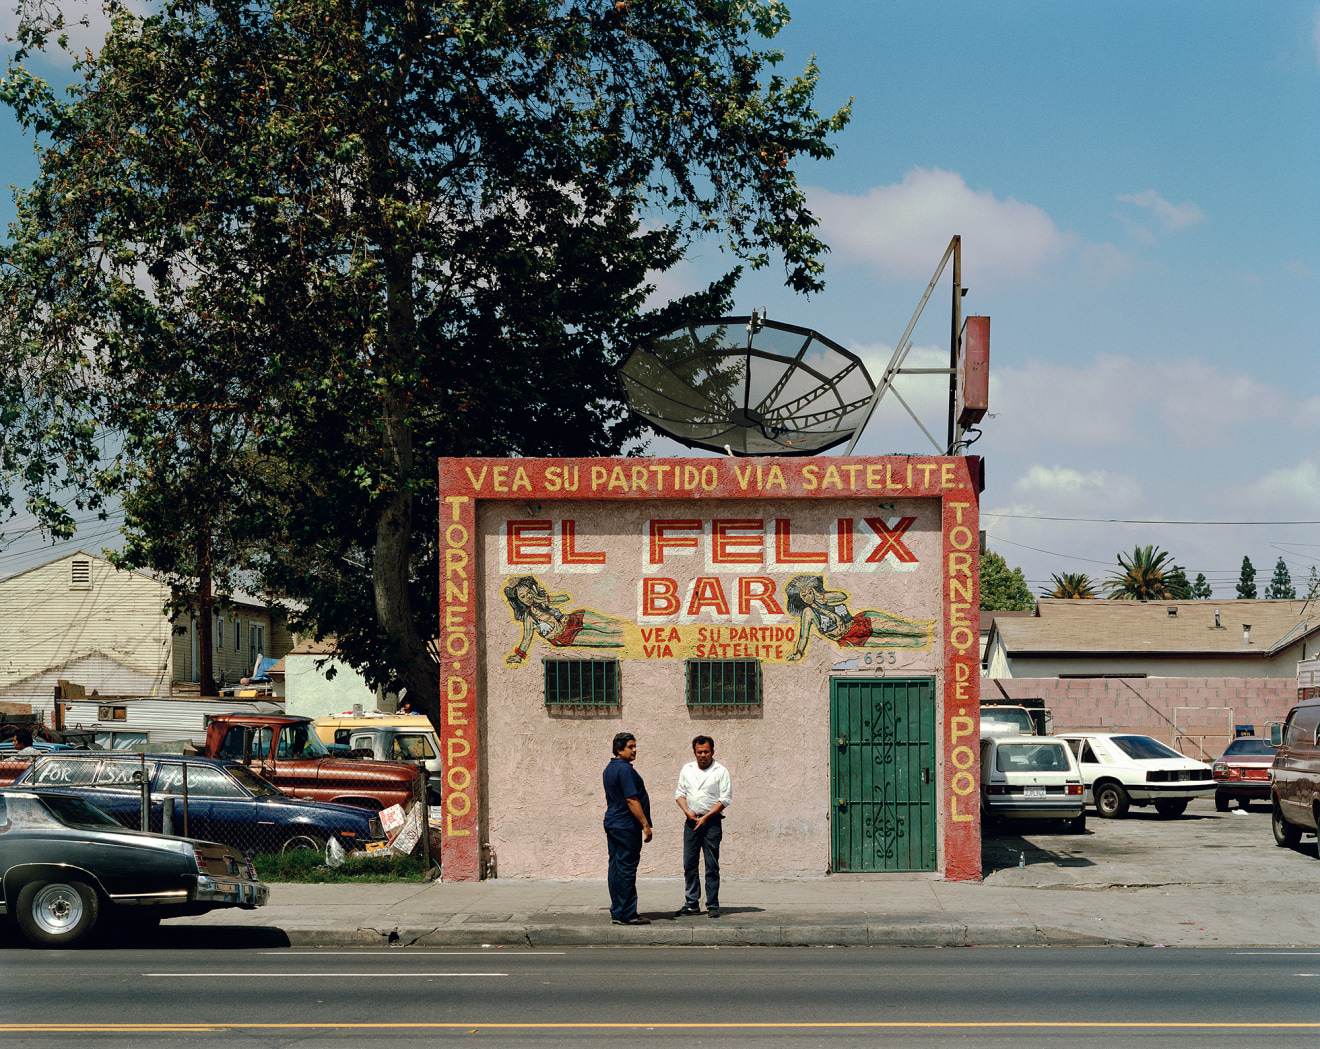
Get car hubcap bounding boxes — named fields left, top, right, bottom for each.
left=32, top=885, right=83, bottom=935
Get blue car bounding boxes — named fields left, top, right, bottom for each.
left=14, top=753, right=384, bottom=855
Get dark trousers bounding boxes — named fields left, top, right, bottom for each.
left=605, top=824, right=643, bottom=921
left=683, top=816, right=722, bottom=908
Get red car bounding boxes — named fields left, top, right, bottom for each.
left=1212, top=737, right=1276, bottom=811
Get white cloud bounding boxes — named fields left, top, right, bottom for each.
left=1242, top=460, right=1320, bottom=511
left=807, top=167, right=1095, bottom=289
left=1117, top=189, right=1206, bottom=231
left=1012, top=465, right=1143, bottom=508
left=1283, top=259, right=1312, bottom=281
left=990, top=353, right=1283, bottom=455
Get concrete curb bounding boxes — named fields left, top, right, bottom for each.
left=270, top=921, right=1134, bottom=949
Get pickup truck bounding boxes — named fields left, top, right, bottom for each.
left=201, top=714, right=422, bottom=811
left=313, top=715, right=441, bottom=801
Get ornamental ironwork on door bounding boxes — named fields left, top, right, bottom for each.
left=830, top=677, right=936, bottom=872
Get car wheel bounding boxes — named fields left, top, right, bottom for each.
left=281, top=833, right=328, bottom=855
left=1067, top=813, right=1087, bottom=833
left=15, top=879, right=100, bottom=948
left=1154, top=799, right=1189, bottom=817
left=1214, top=792, right=1229, bottom=812
left=1272, top=800, right=1302, bottom=848
left=1093, top=781, right=1130, bottom=818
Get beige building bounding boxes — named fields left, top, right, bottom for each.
left=0, top=550, right=294, bottom=717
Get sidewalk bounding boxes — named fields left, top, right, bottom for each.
left=170, top=863, right=1318, bottom=949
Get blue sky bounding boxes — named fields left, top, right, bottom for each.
left=3, top=1, right=1319, bottom=598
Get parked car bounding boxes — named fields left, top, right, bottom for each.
left=1268, top=695, right=1320, bottom=849
left=1057, top=733, right=1215, bottom=818
left=979, top=735, right=1086, bottom=831
left=1211, top=737, right=1276, bottom=811
left=0, top=786, right=269, bottom=947
left=13, top=753, right=385, bottom=856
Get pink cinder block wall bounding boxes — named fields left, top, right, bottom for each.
left=989, top=677, right=1298, bottom=760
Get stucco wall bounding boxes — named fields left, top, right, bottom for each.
left=992, top=676, right=1298, bottom=759
left=477, top=497, right=944, bottom=879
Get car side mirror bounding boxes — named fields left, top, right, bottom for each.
left=1268, top=722, right=1283, bottom=747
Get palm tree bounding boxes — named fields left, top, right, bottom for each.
left=1041, top=573, right=1098, bottom=599
left=1106, top=545, right=1191, bottom=600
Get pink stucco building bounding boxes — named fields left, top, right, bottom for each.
left=436, top=455, right=983, bottom=883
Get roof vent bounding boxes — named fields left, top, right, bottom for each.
left=1214, top=609, right=1221, bottom=629
left=1242, top=624, right=1252, bottom=645
left=1166, top=606, right=1178, bottom=617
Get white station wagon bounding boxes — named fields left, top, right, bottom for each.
left=1057, top=733, right=1215, bottom=818
left=979, top=735, right=1087, bottom=832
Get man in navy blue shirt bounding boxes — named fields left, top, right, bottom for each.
left=602, top=732, right=652, bottom=925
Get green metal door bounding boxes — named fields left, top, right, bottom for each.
left=830, top=677, right=936, bottom=872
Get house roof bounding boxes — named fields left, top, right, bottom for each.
left=0, top=548, right=277, bottom=611
left=991, top=599, right=1320, bottom=659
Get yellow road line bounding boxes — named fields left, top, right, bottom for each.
left=7, top=1022, right=1320, bottom=1032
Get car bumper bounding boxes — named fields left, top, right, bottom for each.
left=984, top=798, right=1085, bottom=820
left=1108, top=783, right=1216, bottom=803
left=194, top=875, right=269, bottom=908
left=1214, top=781, right=1271, bottom=799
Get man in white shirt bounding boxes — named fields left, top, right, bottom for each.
left=674, top=735, right=732, bottom=918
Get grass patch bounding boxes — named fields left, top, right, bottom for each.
left=252, top=847, right=429, bottom=883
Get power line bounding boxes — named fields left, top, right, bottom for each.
left=983, top=512, right=1320, bottom=526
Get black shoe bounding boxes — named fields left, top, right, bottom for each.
left=612, top=916, right=652, bottom=925
left=676, top=906, right=701, bottom=916
left=707, top=907, right=722, bottom=918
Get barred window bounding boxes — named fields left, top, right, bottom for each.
left=685, top=660, right=762, bottom=707
left=543, top=659, right=620, bottom=707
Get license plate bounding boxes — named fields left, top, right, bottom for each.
left=1023, top=786, right=1046, bottom=798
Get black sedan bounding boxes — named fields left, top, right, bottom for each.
left=14, top=753, right=385, bottom=856
left=0, top=787, right=269, bottom=947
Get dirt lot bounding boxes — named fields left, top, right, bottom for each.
left=980, top=795, right=1319, bottom=889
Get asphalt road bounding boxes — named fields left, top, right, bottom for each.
left=4, top=945, right=1320, bottom=1048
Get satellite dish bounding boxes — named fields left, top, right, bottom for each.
left=620, top=315, right=875, bottom=456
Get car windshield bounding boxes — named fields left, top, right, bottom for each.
left=996, top=743, right=1071, bottom=772
left=1110, top=735, right=1184, bottom=761
left=982, top=708, right=1034, bottom=732
left=276, top=724, right=331, bottom=759
left=225, top=764, right=286, bottom=798
left=1222, top=738, right=1274, bottom=756
left=38, top=793, right=124, bottom=828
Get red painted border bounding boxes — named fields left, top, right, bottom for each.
left=437, top=456, right=981, bottom=882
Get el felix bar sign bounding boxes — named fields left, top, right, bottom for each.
left=437, top=455, right=982, bottom=882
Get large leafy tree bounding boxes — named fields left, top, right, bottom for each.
left=1041, top=572, right=1097, bottom=599
left=0, top=1, right=850, bottom=711
left=1236, top=556, right=1257, bottom=599
left=980, top=551, right=1034, bottom=612
left=1106, top=545, right=1192, bottom=600
left=1264, top=557, right=1295, bottom=600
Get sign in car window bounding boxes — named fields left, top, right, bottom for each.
left=156, top=764, right=245, bottom=798
left=32, top=758, right=101, bottom=786
left=94, top=762, right=150, bottom=786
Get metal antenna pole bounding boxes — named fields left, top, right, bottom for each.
left=843, top=236, right=959, bottom=456
left=946, top=236, right=962, bottom=454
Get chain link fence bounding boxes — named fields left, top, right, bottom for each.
left=6, top=751, right=433, bottom=871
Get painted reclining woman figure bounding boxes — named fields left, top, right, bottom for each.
left=503, top=575, right=625, bottom=666
left=784, top=574, right=933, bottom=661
